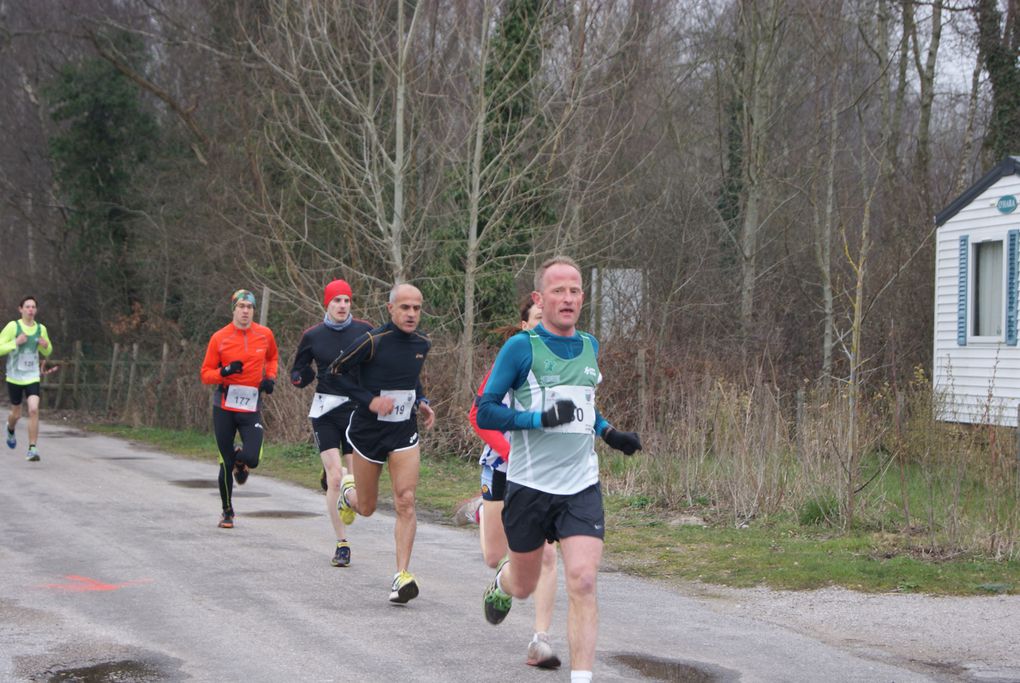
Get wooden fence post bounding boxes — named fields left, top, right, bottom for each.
left=1015, top=405, right=1020, bottom=503
left=106, top=343, right=120, bottom=413
left=54, top=353, right=67, bottom=410
left=896, top=391, right=911, bottom=527
left=795, top=387, right=805, bottom=462
left=156, top=342, right=169, bottom=415
left=260, top=285, right=270, bottom=326
left=637, top=347, right=648, bottom=434
left=124, top=343, right=139, bottom=418
left=72, top=341, right=82, bottom=409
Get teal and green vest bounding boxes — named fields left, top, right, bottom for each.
left=508, top=329, right=600, bottom=495
left=6, top=321, right=42, bottom=384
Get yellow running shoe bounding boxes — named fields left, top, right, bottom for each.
left=389, top=570, right=419, bottom=604
left=337, top=474, right=356, bottom=525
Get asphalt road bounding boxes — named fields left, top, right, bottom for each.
left=0, top=421, right=941, bottom=682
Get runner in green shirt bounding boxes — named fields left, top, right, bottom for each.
left=1, top=297, right=53, bottom=461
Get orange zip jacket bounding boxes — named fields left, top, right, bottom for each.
left=200, top=322, right=279, bottom=411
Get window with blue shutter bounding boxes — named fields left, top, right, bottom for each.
left=1008, top=229, right=1019, bottom=346
left=958, top=235, right=968, bottom=346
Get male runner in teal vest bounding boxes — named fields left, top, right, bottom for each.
left=475, top=256, right=641, bottom=683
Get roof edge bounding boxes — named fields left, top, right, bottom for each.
left=935, top=156, right=1020, bottom=226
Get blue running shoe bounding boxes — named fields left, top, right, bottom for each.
left=5, top=427, right=15, bottom=450
left=331, top=541, right=351, bottom=567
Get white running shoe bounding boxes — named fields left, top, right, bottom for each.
left=453, top=496, right=482, bottom=526
left=526, top=632, right=561, bottom=669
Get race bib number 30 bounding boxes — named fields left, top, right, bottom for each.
left=544, top=385, right=596, bottom=434
left=223, top=384, right=259, bottom=412
left=378, top=389, right=415, bottom=423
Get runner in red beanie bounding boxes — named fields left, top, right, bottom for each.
left=323, top=279, right=353, bottom=309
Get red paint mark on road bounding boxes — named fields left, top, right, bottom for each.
left=41, top=575, right=153, bottom=592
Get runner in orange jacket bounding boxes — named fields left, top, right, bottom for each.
left=200, top=289, right=279, bottom=529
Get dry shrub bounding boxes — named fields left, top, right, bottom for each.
left=64, top=332, right=1020, bottom=558
left=597, top=346, right=796, bottom=526
left=900, top=370, right=1020, bottom=559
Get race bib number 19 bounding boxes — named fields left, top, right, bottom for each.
left=224, top=384, right=259, bottom=412
left=544, top=385, right=596, bottom=434
left=378, top=389, right=415, bottom=423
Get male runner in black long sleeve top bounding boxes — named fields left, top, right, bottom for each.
left=290, top=279, right=373, bottom=567
left=329, top=283, right=435, bottom=604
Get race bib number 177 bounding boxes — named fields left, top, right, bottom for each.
left=223, top=384, right=259, bottom=412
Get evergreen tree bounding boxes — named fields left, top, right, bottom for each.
left=45, top=31, right=158, bottom=323
left=425, top=0, right=552, bottom=334
left=976, top=0, right=1020, bottom=163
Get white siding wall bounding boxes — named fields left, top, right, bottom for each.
left=934, top=175, right=1020, bottom=426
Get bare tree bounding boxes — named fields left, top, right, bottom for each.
left=244, top=0, right=441, bottom=300
left=732, top=0, right=787, bottom=341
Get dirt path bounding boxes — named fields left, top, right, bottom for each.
left=691, top=584, right=1020, bottom=682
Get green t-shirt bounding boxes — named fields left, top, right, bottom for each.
left=0, top=319, right=52, bottom=385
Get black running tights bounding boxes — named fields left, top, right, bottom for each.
left=212, top=406, right=264, bottom=512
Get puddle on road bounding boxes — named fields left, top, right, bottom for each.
left=47, top=659, right=164, bottom=681
left=243, top=510, right=319, bottom=519
left=170, top=480, right=269, bottom=497
left=612, top=653, right=737, bottom=682
left=169, top=479, right=217, bottom=488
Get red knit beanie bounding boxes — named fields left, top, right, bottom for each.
left=323, top=279, right=353, bottom=308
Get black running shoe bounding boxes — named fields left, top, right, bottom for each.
left=218, top=511, right=234, bottom=529
left=233, top=462, right=249, bottom=485
left=483, top=557, right=512, bottom=624
left=320, top=467, right=328, bottom=492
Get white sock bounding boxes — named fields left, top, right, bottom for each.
left=495, top=562, right=509, bottom=593
left=571, top=671, right=593, bottom=683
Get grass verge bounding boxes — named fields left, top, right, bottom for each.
left=91, top=424, right=1020, bottom=595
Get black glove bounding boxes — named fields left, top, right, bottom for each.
left=291, top=367, right=314, bottom=387
left=220, top=360, right=243, bottom=377
left=541, top=399, right=577, bottom=428
left=604, top=428, right=642, bottom=455
left=259, top=378, right=275, bottom=395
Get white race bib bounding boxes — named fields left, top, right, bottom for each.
left=223, top=384, right=259, bottom=412
left=16, top=354, right=38, bottom=372
left=377, top=389, right=415, bottom=423
left=309, top=392, right=349, bottom=418
left=544, top=385, right=596, bottom=434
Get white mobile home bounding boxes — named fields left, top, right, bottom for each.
left=934, top=156, right=1020, bottom=426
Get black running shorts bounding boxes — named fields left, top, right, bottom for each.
left=345, top=411, right=420, bottom=464
left=481, top=465, right=507, bottom=502
left=7, top=381, right=40, bottom=406
left=502, top=482, right=605, bottom=553
left=311, top=406, right=355, bottom=455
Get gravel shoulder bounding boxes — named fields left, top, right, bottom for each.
left=684, top=583, right=1020, bottom=682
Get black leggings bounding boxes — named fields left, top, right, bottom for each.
left=213, top=406, right=264, bottom=512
